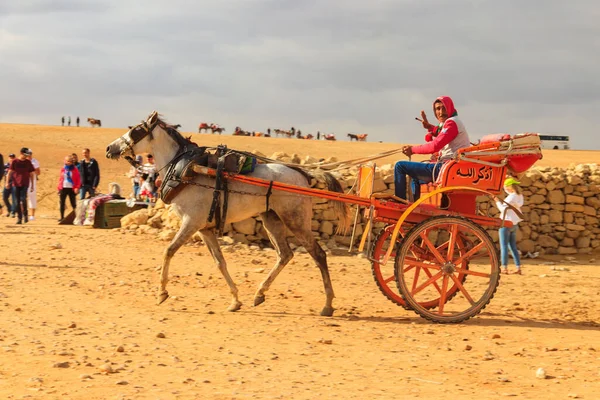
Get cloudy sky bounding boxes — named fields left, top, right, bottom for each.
left=1, top=0, right=598, bottom=149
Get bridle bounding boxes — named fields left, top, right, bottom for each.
left=120, top=114, right=161, bottom=167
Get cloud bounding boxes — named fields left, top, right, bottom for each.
left=0, top=0, right=598, bottom=149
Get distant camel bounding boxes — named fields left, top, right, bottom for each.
left=233, top=127, right=251, bottom=136
left=198, top=122, right=211, bottom=133
left=348, top=133, right=368, bottom=141
left=323, top=133, right=336, bottom=141
left=298, top=133, right=314, bottom=140
left=87, top=118, right=101, bottom=127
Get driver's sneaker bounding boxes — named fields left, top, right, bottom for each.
left=29, top=216, right=35, bottom=221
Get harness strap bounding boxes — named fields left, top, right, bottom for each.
left=265, top=180, right=274, bottom=212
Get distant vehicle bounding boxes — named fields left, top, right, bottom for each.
left=539, top=135, right=569, bottom=150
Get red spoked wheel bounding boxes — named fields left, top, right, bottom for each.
left=371, top=225, right=468, bottom=310
left=395, top=216, right=500, bottom=324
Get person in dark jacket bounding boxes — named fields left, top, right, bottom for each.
left=6, top=148, right=35, bottom=224
left=78, top=148, right=100, bottom=199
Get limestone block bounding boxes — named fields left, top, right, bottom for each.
left=585, top=196, right=600, bottom=208
left=320, top=221, right=334, bottom=236
left=558, top=246, right=577, bottom=255
left=540, top=214, right=549, bottom=225
left=565, top=204, right=585, bottom=212
left=518, top=239, right=535, bottom=253
left=564, top=213, right=574, bottom=224
left=567, top=175, right=584, bottom=185
left=537, top=235, right=558, bottom=248
left=560, top=238, right=574, bottom=247
left=121, top=209, right=149, bottom=227
left=548, top=210, right=563, bottom=223
left=233, top=218, right=256, bottom=235
left=576, top=237, right=591, bottom=248
left=528, top=194, right=545, bottom=204
left=565, top=195, right=584, bottom=204
left=565, top=223, right=585, bottom=232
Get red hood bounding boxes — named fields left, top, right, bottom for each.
left=433, top=96, right=456, bottom=119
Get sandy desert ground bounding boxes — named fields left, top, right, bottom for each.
left=0, top=123, right=599, bottom=399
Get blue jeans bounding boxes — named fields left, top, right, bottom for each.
left=394, top=161, right=439, bottom=200
left=3, top=187, right=16, bottom=214
left=12, top=186, right=28, bottom=221
left=499, top=225, right=521, bottom=268
left=80, top=185, right=96, bottom=199
left=132, top=183, right=140, bottom=199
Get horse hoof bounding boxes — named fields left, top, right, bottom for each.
left=157, top=292, right=169, bottom=305
left=227, top=301, right=242, bottom=312
left=320, top=306, right=334, bottom=317
left=253, top=295, right=265, bottom=307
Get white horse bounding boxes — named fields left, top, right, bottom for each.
left=106, top=111, right=350, bottom=316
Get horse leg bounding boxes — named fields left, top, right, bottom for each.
left=253, top=211, right=294, bottom=307
left=199, top=229, right=242, bottom=312
left=284, top=213, right=336, bottom=317
left=157, top=217, right=201, bottom=305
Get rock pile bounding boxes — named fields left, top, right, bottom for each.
left=119, top=155, right=600, bottom=255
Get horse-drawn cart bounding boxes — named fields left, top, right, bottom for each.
left=107, top=112, right=542, bottom=323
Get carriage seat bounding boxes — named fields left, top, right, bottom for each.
left=431, top=133, right=542, bottom=194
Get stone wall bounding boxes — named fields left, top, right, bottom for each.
left=119, top=156, right=600, bottom=255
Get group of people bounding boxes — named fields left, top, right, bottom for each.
left=2, top=148, right=40, bottom=224
left=127, top=154, right=159, bottom=203
left=393, top=95, right=524, bottom=275
left=57, top=148, right=101, bottom=221
left=61, top=116, right=80, bottom=127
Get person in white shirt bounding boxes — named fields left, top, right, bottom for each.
left=142, top=155, right=158, bottom=197
left=493, top=177, right=524, bottom=275
left=25, top=149, right=41, bottom=220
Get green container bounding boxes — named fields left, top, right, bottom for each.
left=93, top=201, right=130, bottom=229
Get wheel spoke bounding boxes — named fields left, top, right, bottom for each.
left=452, top=241, right=485, bottom=265
left=383, top=275, right=394, bottom=284
left=446, top=224, right=459, bottom=260
left=411, top=271, right=443, bottom=295
left=450, top=273, right=475, bottom=305
left=411, top=266, right=422, bottom=293
left=454, top=267, right=490, bottom=278
left=421, top=267, right=443, bottom=294
left=419, top=232, right=447, bottom=264
left=438, top=275, right=449, bottom=314
left=404, top=257, right=442, bottom=271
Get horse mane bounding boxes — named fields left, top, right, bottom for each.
left=156, top=116, right=198, bottom=149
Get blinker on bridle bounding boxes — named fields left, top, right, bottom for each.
left=122, top=116, right=159, bottom=167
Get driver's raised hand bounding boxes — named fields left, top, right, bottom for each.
left=420, top=110, right=434, bottom=130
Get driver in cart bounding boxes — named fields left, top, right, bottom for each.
left=394, top=95, right=471, bottom=200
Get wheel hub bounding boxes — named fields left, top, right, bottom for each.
left=442, top=262, right=456, bottom=274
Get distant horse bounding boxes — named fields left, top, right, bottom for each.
left=348, top=133, right=368, bottom=142
left=198, top=122, right=212, bottom=133
left=88, top=118, right=102, bottom=127
left=323, top=134, right=336, bottom=141
left=274, top=129, right=294, bottom=138
left=105, top=111, right=349, bottom=316
left=299, top=133, right=314, bottom=140
left=210, top=125, right=225, bottom=134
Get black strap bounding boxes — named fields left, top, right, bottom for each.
left=266, top=180, right=274, bottom=212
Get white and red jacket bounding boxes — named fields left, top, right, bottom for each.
left=412, top=96, right=471, bottom=161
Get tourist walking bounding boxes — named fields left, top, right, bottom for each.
left=494, top=177, right=524, bottom=275
left=57, top=155, right=81, bottom=221
left=6, top=148, right=35, bottom=224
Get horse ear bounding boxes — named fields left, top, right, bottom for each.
left=148, top=111, right=159, bottom=125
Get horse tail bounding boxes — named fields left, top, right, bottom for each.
left=311, top=171, right=351, bottom=235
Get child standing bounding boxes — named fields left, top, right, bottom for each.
left=493, top=177, right=524, bottom=275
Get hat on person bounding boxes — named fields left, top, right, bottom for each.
left=25, top=148, right=32, bottom=155
left=20, top=147, right=29, bottom=155
left=8, top=153, right=15, bottom=157
left=135, top=155, right=143, bottom=162
left=504, top=177, right=521, bottom=187
left=147, top=154, right=153, bottom=159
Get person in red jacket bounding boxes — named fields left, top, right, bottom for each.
left=57, top=155, right=81, bottom=221
left=394, top=96, right=471, bottom=200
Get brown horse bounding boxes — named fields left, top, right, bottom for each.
left=87, top=118, right=101, bottom=127
left=210, top=124, right=225, bottom=134
left=348, top=133, right=368, bottom=141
